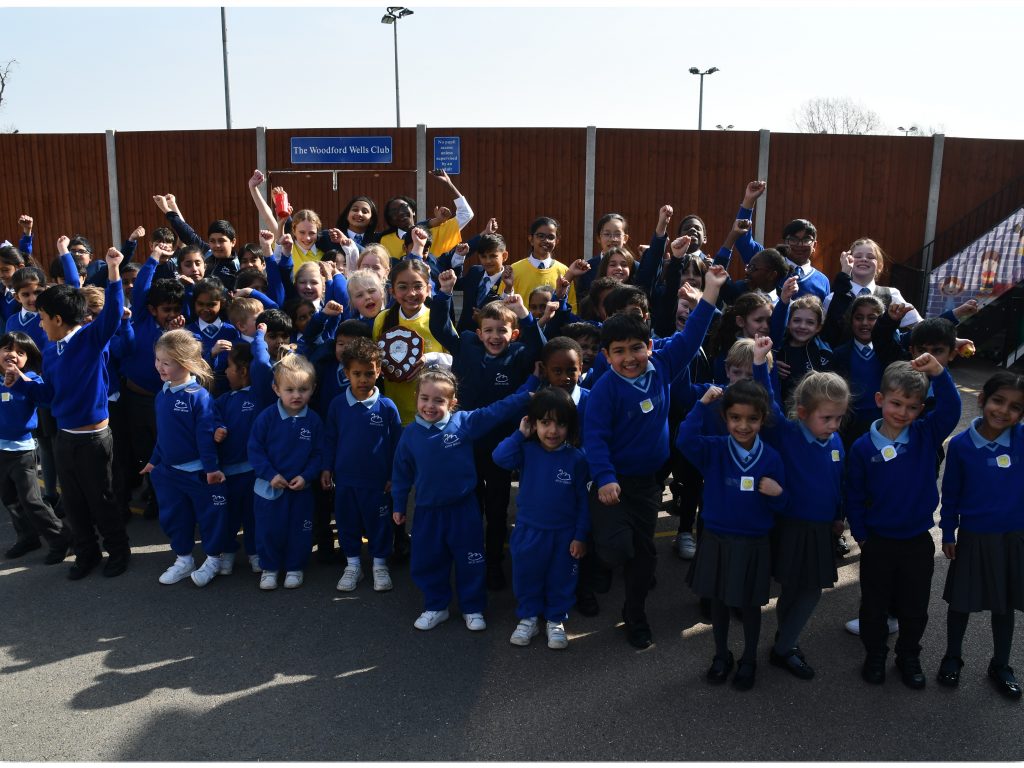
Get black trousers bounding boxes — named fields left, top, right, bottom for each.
left=589, top=474, right=660, bottom=623
left=121, top=386, right=158, bottom=508
left=54, top=428, right=129, bottom=560
left=474, top=447, right=512, bottom=566
left=859, top=531, right=934, bottom=659
left=1, top=449, right=67, bottom=547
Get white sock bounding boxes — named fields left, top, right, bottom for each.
left=373, top=557, right=387, bottom=568
left=175, top=555, right=194, bottom=567
left=347, top=557, right=360, bottom=568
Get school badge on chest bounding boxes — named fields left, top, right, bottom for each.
left=379, top=327, right=424, bottom=382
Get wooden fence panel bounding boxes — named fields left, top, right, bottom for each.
left=936, top=137, right=1024, bottom=235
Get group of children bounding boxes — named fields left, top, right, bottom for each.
left=1, top=173, right=1021, bottom=700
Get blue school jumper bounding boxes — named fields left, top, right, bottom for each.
left=492, top=432, right=590, bottom=622
left=517, top=376, right=591, bottom=441
left=148, top=376, right=227, bottom=557
left=324, top=387, right=403, bottom=559
left=123, top=256, right=169, bottom=394
left=164, top=212, right=239, bottom=291
left=0, top=371, right=42, bottom=439
left=213, top=386, right=259, bottom=556
left=186, top=318, right=239, bottom=395
left=583, top=299, right=716, bottom=490
left=313, top=357, right=350, bottom=418
left=845, top=368, right=961, bottom=543
left=939, top=421, right=1024, bottom=543
left=249, top=330, right=280, bottom=413
left=678, top=405, right=788, bottom=535
left=391, top=391, right=532, bottom=613
left=247, top=401, right=324, bottom=572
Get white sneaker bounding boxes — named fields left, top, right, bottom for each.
left=845, top=616, right=900, bottom=636
left=675, top=533, right=697, bottom=560
left=249, top=554, right=261, bottom=573
left=546, top=621, right=569, bottom=650
left=336, top=563, right=363, bottom=592
left=190, top=557, right=220, bottom=587
left=414, top=609, right=449, bottom=630
left=218, top=552, right=235, bottom=576
left=464, top=612, right=487, bottom=631
left=372, top=565, right=392, bottom=592
left=159, top=556, right=195, bottom=585
left=283, top=571, right=304, bottom=589
left=259, top=571, right=278, bottom=591
left=509, top=617, right=539, bottom=646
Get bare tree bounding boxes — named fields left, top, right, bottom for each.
left=0, top=59, right=14, bottom=111
left=793, top=97, right=882, bottom=135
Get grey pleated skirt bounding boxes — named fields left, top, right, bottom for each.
left=771, top=516, right=838, bottom=589
left=687, top=528, right=772, bottom=607
left=942, top=529, right=1024, bottom=614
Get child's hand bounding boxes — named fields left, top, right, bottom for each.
left=232, top=287, right=253, bottom=298
left=758, top=477, right=783, bottom=497
left=657, top=204, right=674, bottom=234
left=438, top=269, right=457, bottom=295
left=840, top=250, right=854, bottom=275
left=211, top=339, right=232, bottom=356
left=323, top=300, right=344, bottom=317
left=678, top=282, right=702, bottom=306
left=942, top=542, right=956, bottom=560
left=703, top=264, right=728, bottom=290
left=753, top=335, right=773, bottom=365
left=3, top=365, right=21, bottom=388
left=775, top=359, right=791, bottom=379
left=598, top=482, right=621, bottom=505
left=329, top=228, right=352, bottom=247
left=167, top=314, right=186, bottom=330
left=270, top=474, right=288, bottom=489
left=637, top=244, right=649, bottom=257
left=539, top=300, right=559, bottom=326
left=430, top=167, right=452, bottom=185
left=569, top=539, right=586, bottom=559
left=501, top=264, right=514, bottom=292
left=410, top=226, right=429, bottom=249
left=206, top=470, right=225, bottom=485
left=532, top=360, right=543, bottom=379
left=122, top=308, right=132, bottom=321
left=178, top=275, right=194, bottom=287
left=164, top=193, right=180, bottom=213
left=432, top=205, right=452, bottom=222
left=140, top=463, right=154, bottom=475
left=153, top=241, right=175, bottom=259
left=669, top=235, right=692, bottom=259
left=952, top=299, right=979, bottom=319
left=954, top=338, right=976, bottom=359
left=18, top=214, right=33, bottom=235
left=454, top=242, right=470, bottom=258
left=502, top=293, right=527, bottom=320
left=105, top=247, right=124, bottom=268
left=248, top=169, right=265, bottom=188
left=888, top=302, right=911, bottom=323
left=152, top=194, right=170, bottom=213
left=259, top=229, right=275, bottom=249
left=320, top=470, right=333, bottom=491
left=279, top=233, right=293, bottom=254
left=287, top=475, right=305, bottom=490
left=731, top=219, right=752, bottom=238
left=57, top=235, right=70, bottom=254
left=742, top=180, right=767, bottom=208
left=700, top=386, right=723, bottom=405
left=318, top=261, right=337, bottom=281
left=910, top=352, right=942, bottom=377
left=213, top=427, right=228, bottom=443
left=256, top=322, right=268, bottom=336
left=518, top=415, right=533, bottom=438
left=392, top=511, right=406, bottom=525
left=566, top=259, right=590, bottom=280
left=483, top=217, right=499, bottom=235
left=781, top=274, right=799, bottom=303
left=128, top=226, right=145, bottom=242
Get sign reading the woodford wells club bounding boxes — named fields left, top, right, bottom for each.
left=290, top=136, right=393, bottom=164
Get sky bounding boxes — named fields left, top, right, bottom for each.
left=0, top=1, right=1022, bottom=139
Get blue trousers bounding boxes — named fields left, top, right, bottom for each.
left=150, top=464, right=227, bottom=557
left=410, top=496, right=486, bottom=614
left=334, top=484, right=392, bottom=560
left=221, top=471, right=256, bottom=556
left=510, top=522, right=579, bottom=622
left=254, top=488, right=313, bottom=572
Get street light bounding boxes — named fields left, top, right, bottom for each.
left=716, top=124, right=734, bottom=131
left=898, top=125, right=919, bottom=137
left=381, top=6, right=414, bottom=128
left=688, top=66, right=719, bottom=131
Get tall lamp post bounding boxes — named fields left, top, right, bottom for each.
left=221, top=7, right=231, bottom=129
left=688, top=66, right=719, bottom=131
left=898, top=125, right=919, bottom=137
left=381, top=6, right=414, bottom=128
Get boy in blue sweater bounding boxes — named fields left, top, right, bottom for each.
left=7, top=248, right=129, bottom=579
left=583, top=263, right=726, bottom=648
left=322, top=338, right=403, bottom=593
left=846, top=354, right=961, bottom=688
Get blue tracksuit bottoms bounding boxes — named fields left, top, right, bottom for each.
left=221, top=470, right=256, bottom=555
left=410, top=495, right=486, bottom=613
left=151, top=464, right=227, bottom=557
left=334, top=484, right=392, bottom=560
left=254, top=488, right=313, bottom=572
left=510, top=522, right=579, bottom=622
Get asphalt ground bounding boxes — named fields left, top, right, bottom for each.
left=0, top=358, right=1022, bottom=762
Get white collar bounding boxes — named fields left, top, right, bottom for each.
left=528, top=253, right=553, bottom=269
left=198, top=318, right=222, bottom=332
left=850, top=279, right=877, bottom=294
left=854, top=340, right=873, bottom=352
left=400, top=306, right=426, bottom=322
left=346, top=386, right=380, bottom=409
left=163, top=375, right=197, bottom=393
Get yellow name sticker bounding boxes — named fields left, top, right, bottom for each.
left=997, top=454, right=1012, bottom=469
left=831, top=449, right=841, bottom=462
left=640, top=399, right=654, bottom=414
left=0, top=392, right=9, bottom=402
left=881, top=445, right=898, bottom=462
left=740, top=476, right=755, bottom=492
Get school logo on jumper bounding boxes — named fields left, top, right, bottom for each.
left=299, top=428, right=312, bottom=440
left=443, top=433, right=461, bottom=447
left=378, top=505, right=388, bottom=517
left=173, top=399, right=189, bottom=413
left=467, top=552, right=484, bottom=565
left=555, top=469, right=572, bottom=485
left=370, top=413, right=384, bottom=425
left=495, top=373, right=509, bottom=385
left=241, top=400, right=255, bottom=412
left=212, top=494, right=226, bottom=505
left=302, top=519, right=313, bottom=531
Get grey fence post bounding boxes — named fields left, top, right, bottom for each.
left=105, top=130, right=121, bottom=245
left=755, top=129, right=771, bottom=244
left=921, top=133, right=946, bottom=305
left=416, top=124, right=427, bottom=218
left=584, top=126, right=597, bottom=259
left=256, top=126, right=268, bottom=200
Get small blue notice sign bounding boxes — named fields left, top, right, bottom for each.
left=290, top=136, right=393, bottom=164
left=433, top=136, right=460, bottom=175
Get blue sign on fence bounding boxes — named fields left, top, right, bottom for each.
left=290, top=136, right=393, bottom=164
left=433, top=136, right=461, bottom=175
